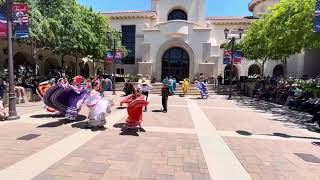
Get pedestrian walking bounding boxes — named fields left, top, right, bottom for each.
left=182, top=78, right=189, bottom=96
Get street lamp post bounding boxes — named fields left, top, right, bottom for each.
left=224, top=27, right=244, bottom=100
left=107, top=31, right=122, bottom=96
left=6, top=0, right=19, bottom=120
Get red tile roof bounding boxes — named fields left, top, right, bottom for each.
left=102, top=10, right=155, bottom=14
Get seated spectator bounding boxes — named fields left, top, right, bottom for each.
left=14, top=78, right=26, bottom=103
left=0, top=97, right=8, bottom=120
left=0, top=79, right=5, bottom=99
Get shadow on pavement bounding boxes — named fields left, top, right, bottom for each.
left=152, top=110, right=163, bottom=113
left=71, top=121, right=107, bottom=131
left=119, top=129, right=139, bottom=136
left=37, top=115, right=87, bottom=128
left=234, top=97, right=320, bottom=133
left=236, top=129, right=320, bottom=140
left=30, top=114, right=65, bottom=118
left=116, top=107, right=127, bottom=110
left=113, top=123, right=125, bottom=129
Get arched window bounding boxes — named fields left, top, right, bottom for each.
left=168, top=9, right=188, bottom=21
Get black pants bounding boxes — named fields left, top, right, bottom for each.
left=162, top=97, right=168, bottom=111
left=142, top=91, right=149, bottom=110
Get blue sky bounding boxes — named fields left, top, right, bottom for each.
left=77, top=0, right=253, bottom=16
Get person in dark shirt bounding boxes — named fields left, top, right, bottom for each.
left=161, top=83, right=170, bottom=113
left=0, top=79, right=6, bottom=99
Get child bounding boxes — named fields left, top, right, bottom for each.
left=161, top=83, right=170, bottom=113
left=85, top=80, right=114, bottom=128
left=0, top=97, right=8, bottom=120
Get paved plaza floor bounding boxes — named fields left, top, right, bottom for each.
left=0, top=92, right=320, bottom=180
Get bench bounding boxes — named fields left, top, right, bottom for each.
left=2, top=88, right=41, bottom=107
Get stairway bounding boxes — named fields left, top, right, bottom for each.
left=114, top=82, right=244, bottom=96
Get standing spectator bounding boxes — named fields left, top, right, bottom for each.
left=161, top=83, right=170, bottom=113
left=138, top=79, right=152, bottom=112
left=218, top=74, right=223, bottom=86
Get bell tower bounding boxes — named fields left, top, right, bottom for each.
left=249, top=0, right=280, bottom=16
left=152, top=0, right=206, bottom=23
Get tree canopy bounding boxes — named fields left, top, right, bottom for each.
left=16, top=0, right=123, bottom=64
left=240, top=0, right=320, bottom=75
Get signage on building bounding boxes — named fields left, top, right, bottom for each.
left=315, top=0, right=320, bottom=32
left=0, top=3, right=29, bottom=38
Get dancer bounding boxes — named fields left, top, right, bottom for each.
left=168, top=76, right=175, bottom=95
left=120, top=88, right=148, bottom=131
left=172, top=77, right=177, bottom=93
left=195, top=80, right=209, bottom=99
left=43, top=76, right=88, bottom=120
left=85, top=80, right=114, bottom=127
left=138, top=79, right=152, bottom=112
left=182, top=78, right=189, bottom=96
left=36, top=79, right=56, bottom=113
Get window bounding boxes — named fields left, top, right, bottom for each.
left=121, top=25, right=136, bottom=64
left=168, top=9, right=188, bottom=21
left=116, top=68, right=125, bottom=75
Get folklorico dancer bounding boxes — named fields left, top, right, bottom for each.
left=85, top=79, right=114, bottom=128
left=182, top=78, right=189, bottom=96
left=195, top=80, right=209, bottom=99
left=120, top=88, right=148, bottom=131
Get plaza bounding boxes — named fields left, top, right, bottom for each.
left=0, top=0, right=319, bottom=179
left=0, top=92, right=319, bottom=180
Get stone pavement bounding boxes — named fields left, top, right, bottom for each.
left=0, top=92, right=319, bottom=180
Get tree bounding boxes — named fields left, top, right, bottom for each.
left=241, top=0, right=320, bottom=77
left=240, top=19, right=272, bottom=76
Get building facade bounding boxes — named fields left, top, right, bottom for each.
left=104, top=0, right=320, bottom=81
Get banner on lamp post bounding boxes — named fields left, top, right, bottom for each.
left=12, top=3, right=29, bottom=38
left=104, top=50, right=123, bottom=64
left=115, top=50, right=122, bottom=64
left=315, top=0, right=320, bottom=32
left=104, top=51, right=113, bottom=64
left=223, top=50, right=231, bottom=64
left=0, top=3, right=29, bottom=39
left=0, top=4, right=8, bottom=38
left=233, top=50, right=242, bottom=64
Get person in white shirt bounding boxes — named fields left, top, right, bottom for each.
left=138, top=79, right=153, bottom=112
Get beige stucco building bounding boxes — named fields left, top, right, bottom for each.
left=104, top=0, right=320, bottom=81
left=0, top=0, right=318, bottom=81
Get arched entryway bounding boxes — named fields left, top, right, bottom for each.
left=161, top=47, right=190, bottom=81
left=224, top=65, right=238, bottom=84
left=248, top=64, right=261, bottom=76
left=273, top=64, right=284, bottom=77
